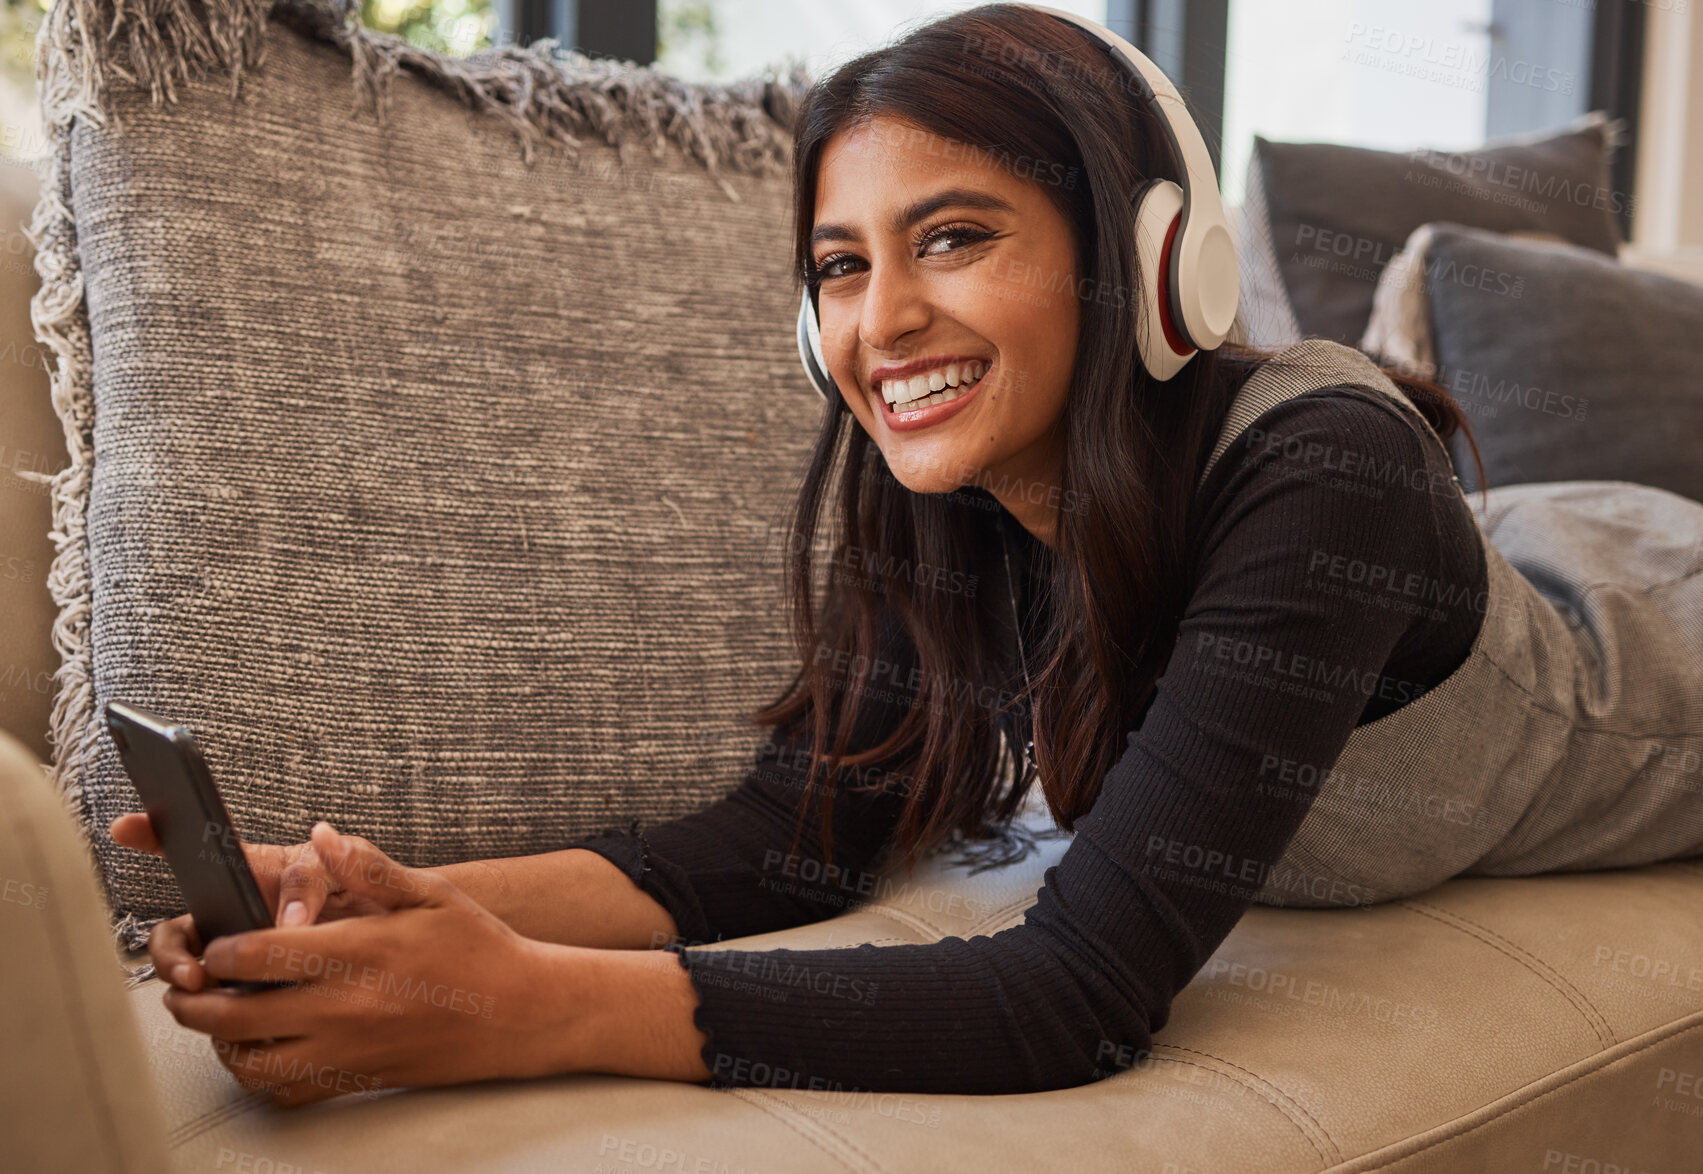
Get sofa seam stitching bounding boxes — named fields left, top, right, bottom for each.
left=1396, top=900, right=1615, bottom=1046
left=1348, top=1015, right=1703, bottom=1173
left=730, top=1086, right=892, bottom=1174
left=165, top=1091, right=273, bottom=1148
left=1150, top=1044, right=1340, bottom=1165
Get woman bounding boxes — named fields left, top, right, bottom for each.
left=116, top=4, right=1703, bottom=1103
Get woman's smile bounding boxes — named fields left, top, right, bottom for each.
left=876, top=359, right=993, bottom=432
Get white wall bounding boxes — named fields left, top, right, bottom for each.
left=1219, top=0, right=1494, bottom=207
left=1632, top=0, right=1703, bottom=254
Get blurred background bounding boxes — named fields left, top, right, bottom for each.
left=4, top=0, right=1693, bottom=242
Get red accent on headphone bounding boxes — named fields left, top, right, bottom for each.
left=1156, top=211, right=1196, bottom=358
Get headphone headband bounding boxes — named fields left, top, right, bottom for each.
left=797, top=2, right=1239, bottom=400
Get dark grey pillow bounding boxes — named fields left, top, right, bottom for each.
left=1414, top=224, right=1703, bottom=503
left=1252, top=112, right=1625, bottom=345
left=30, top=0, right=822, bottom=959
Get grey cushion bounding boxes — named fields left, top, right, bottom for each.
left=1224, top=159, right=1303, bottom=350
left=1413, top=224, right=1703, bottom=502
left=29, top=0, right=821, bottom=958
left=1252, top=112, right=1625, bottom=345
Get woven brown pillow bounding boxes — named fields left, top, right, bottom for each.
left=29, top=0, right=821, bottom=964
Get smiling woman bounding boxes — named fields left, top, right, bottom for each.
left=136, top=0, right=1491, bottom=1103
left=806, top=134, right=1081, bottom=534
left=765, top=1, right=1485, bottom=859
left=555, top=1, right=1523, bottom=1095
left=138, top=1, right=1703, bottom=1106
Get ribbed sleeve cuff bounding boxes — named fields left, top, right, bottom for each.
left=670, top=943, right=887, bottom=1093
left=661, top=942, right=732, bottom=1088
left=566, top=822, right=719, bottom=946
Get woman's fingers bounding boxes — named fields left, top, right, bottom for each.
left=110, top=814, right=305, bottom=921
left=117, top=814, right=383, bottom=947
left=118, top=817, right=381, bottom=976
left=110, top=812, right=162, bottom=855
left=272, top=840, right=335, bottom=926
left=148, top=913, right=207, bottom=991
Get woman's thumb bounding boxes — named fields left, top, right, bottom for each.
left=273, top=842, right=330, bottom=927
left=307, top=821, right=425, bottom=911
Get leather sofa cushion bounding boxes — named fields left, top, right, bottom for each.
left=0, top=727, right=171, bottom=1173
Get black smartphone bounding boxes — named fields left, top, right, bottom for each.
left=104, top=700, right=295, bottom=993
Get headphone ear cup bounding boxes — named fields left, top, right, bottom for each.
left=796, top=289, right=836, bottom=402
left=1131, top=178, right=1197, bottom=382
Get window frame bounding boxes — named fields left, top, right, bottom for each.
left=502, top=0, right=655, bottom=64
left=498, top=0, right=1641, bottom=234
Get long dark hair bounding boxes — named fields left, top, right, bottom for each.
left=750, top=3, right=1488, bottom=870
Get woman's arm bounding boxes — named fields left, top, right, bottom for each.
left=430, top=589, right=923, bottom=951
left=561, top=726, right=915, bottom=946
left=421, top=734, right=914, bottom=950
left=424, top=849, right=679, bottom=949
left=169, top=389, right=1481, bottom=1103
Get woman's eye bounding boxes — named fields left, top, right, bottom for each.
left=815, top=253, right=861, bottom=281
left=920, top=225, right=993, bottom=257
left=812, top=226, right=992, bottom=284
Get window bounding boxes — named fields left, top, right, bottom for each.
left=491, top=0, right=1645, bottom=237
left=1216, top=0, right=1642, bottom=234
left=654, top=0, right=1108, bottom=84
left=1221, top=0, right=1500, bottom=207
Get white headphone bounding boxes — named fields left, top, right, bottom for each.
left=796, top=2, right=1240, bottom=400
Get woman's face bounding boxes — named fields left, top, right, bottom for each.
left=809, top=114, right=1081, bottom=544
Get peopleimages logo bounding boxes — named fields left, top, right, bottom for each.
left=867, top=119, right=1078, bottom=191
left=1439, top=365, right=1589, bottom=422
left=1407, top=145, right=1636, bottom=219
left=1292, top=224, right=1526, bottom=299
left=1344, top=24, right=1574, bottom=95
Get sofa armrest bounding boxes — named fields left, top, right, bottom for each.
left=0, top=728, right=171, bottom=1174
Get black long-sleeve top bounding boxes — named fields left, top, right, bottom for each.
left=567, top=384, right=1488, bottom=1095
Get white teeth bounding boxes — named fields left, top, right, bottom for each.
left=881, top=360, right=989, bottom=410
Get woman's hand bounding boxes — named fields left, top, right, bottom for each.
left=158, top=822, right=575, bottom=1107
left=114, top=814, right=401, bottom=988
left=111, top=813, right=390, bottom=923
left=112, top=814, right=393, bottom=993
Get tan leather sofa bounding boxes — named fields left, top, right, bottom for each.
left=3, top=70, right=1702, bottom=1174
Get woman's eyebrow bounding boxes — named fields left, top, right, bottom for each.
left=810, top=187, right=1016, bottom=246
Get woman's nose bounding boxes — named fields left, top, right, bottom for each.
left=857, top=255, right=931, bottom=356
